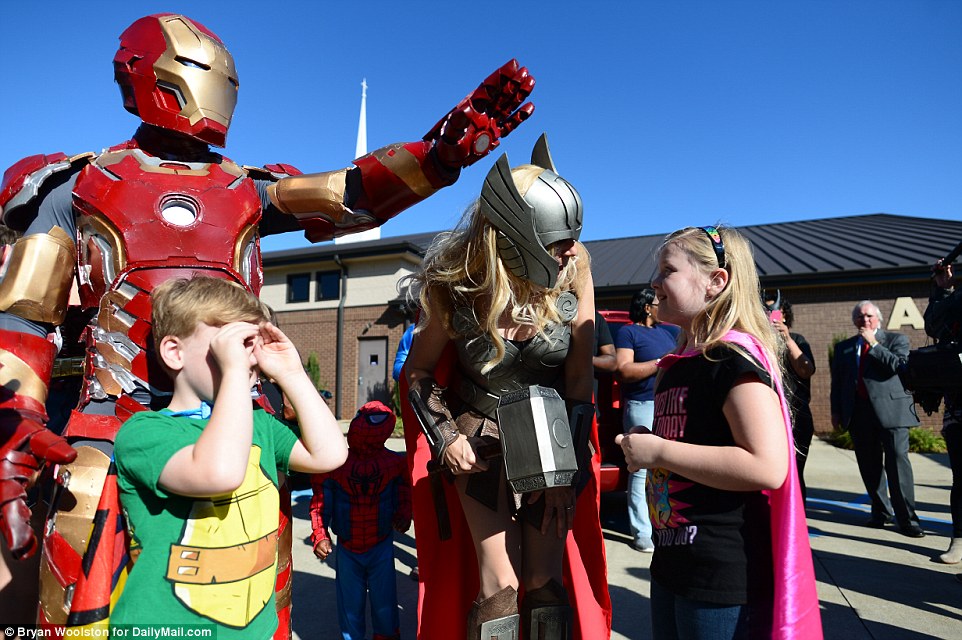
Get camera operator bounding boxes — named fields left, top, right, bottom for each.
left=924, top=263, right=962, bottom=564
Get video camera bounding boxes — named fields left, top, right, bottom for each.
left=899, top=344, right=962, bottom=415
left=898, top=238, right=962, bottom=415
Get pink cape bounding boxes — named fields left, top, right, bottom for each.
left=657, top=331, right=823, bottom=639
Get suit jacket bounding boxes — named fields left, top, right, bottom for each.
left=830, top=329, right=919, bottom=429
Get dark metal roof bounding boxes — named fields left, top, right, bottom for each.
left=586, top=214, right=962, bottom=293
left=263, top=231, right=439, bottom=267
left=264, top=214, right=961, bottom=290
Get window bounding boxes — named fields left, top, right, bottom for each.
left=316, top=271, right=340, bottom=301
left=287, top=273, right=310, bottom=303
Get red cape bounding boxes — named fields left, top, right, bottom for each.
left=400, top=344, right=612, bottom=639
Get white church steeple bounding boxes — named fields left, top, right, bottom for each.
left=336, top=78, right=380, bottom=244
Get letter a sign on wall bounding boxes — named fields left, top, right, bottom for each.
left=887, top=297, right=924, bottom=330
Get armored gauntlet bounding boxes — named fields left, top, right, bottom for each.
left=0, top=330, right=77, bottom=558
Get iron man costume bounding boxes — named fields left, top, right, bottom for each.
left=0, top=12, right=533, bottom=632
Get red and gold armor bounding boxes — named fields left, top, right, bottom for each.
left=0, top=11, right=534, bottom=634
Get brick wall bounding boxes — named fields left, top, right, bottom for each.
left=275, top=305, right=410, bottom=419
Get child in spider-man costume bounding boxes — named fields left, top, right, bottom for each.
left=309, top=400, right=412, bottom=640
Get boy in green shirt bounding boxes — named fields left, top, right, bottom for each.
left=112, top=276, right=348, bottom=637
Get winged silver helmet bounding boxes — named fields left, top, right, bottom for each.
left=478, top=134, right=583, bottom=289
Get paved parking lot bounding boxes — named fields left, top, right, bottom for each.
left=289, top=437, right=960, bottom=639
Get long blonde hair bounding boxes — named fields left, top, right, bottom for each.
left=408, top=165, right=588, bottom=373
left=661, top=226, right=782, bottom=373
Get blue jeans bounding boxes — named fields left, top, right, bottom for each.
left=623, top=399, right=654, bottom=547
left=650, top=580, right=748, bottom=640
left=334, top=537, right=400, bottom=640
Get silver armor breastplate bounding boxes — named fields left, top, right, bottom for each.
left=452, top=291, right=578, bottom=417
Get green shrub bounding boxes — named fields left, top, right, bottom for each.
left=908, top=427, right=947, bottom=453
left=827, top=333, right=849, bottom=368
left=303, top=352, right=332, bottom=398
left=825, top=428, right=854, bottom=450
left=392, top=415, right=405, bottom=439
left=825, top=427, right=946, bottom=453
left=305, top=352, right=321, bottom=389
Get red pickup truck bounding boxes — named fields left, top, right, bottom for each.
left=596, top=309, right=630, bottom=493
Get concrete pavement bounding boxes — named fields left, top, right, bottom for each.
left=288, top=437, right=960, bottom=639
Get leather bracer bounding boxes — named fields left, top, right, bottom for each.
left=408, top=377, right=460, bottom=461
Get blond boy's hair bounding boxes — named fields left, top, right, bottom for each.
left=152, top=276, right=268, bottom=341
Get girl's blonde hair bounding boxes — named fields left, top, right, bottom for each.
left=660, top=226, right=782, bottom=372
left=152, top=276, right=268, bottom=341
left=408, top=164, right=589, bottom=373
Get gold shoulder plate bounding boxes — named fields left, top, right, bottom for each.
left=0, top=226, right=75, bottom=324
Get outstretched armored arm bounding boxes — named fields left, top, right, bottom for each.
left=267, top=60, right=534, bottom=243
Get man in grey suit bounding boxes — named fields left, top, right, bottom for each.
left=831, top=300, right=924, bottom=537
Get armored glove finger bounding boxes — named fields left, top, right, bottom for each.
left=424, top=59, right=535, bottom=169
left=0, top=477, right=35, bottom=559
left=0, top=417, right=78, bottom=559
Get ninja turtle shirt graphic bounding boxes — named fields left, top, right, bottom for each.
left=114, top=408, right=298, bottom=638
left=647, top=346, right=774, bottom=606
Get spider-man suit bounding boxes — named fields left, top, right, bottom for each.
left=0, top=13, right=533, bottom=632
left=310, top=401, right=412, bottom=640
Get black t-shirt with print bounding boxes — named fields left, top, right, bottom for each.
left=647, top=345, right=774, bottom=605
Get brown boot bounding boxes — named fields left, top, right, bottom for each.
left=521, top=579, right=572, bottom=640
left=466, top=586, right=520, bottom=640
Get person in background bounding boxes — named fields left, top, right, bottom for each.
left=924, top=263, right=962, bottom=564
left=764, top=294, right=816, bottom=501
left=393, top=323, right=416, bottom=383
left=617, top=225, right=821, bottom=639
left=310, top=401, right=412, bottom=640
left=593, top=310, right=617, bottom=405
left=614, top=288, right=679, bottom=552
left=831, top=301, right=923, bottom=537
left=0, top=223, right=18, bottom=279
left=390, top=322, right=419, bottom=581
left=593, top=311, right=617, bottom=375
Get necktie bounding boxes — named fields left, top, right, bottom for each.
left=856, top=340, right=870, bottom=399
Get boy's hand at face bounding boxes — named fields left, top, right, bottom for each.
left=253, top=323, right=304, bottom=383
left=209, top=322, right=260, bottom=375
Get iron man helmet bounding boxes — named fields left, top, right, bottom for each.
left=479, top=134, right=583, bottom=289
left=114, top=14, right=238, bottom=147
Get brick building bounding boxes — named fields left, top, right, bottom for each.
left=263, top=214, right=960, bottom=429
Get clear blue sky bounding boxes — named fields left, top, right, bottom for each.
left=2, top=1, right=959, bottom=253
